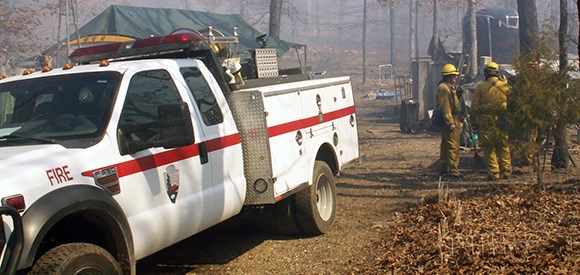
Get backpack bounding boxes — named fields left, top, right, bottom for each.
left=431, top=108, right=445, bottom=127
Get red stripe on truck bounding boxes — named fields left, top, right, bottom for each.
left=81, top=134, right=240, bottom=178
left=268, top=105, right=356, bottom=137
left=82, top=105, right=355, bottom=178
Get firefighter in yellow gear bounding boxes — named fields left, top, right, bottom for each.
left=437, top=64, right=463, bottom=176
left=471, top=62, right=512, bottom=180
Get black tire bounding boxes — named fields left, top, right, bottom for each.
left=294, top=161, right=337, bottom=235
left=409, top=125, right=420, bottom=134
left=272, top=197, right=304, bottom=235
left=30, top=243, right=122, bottom=275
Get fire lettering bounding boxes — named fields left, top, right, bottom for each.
left=46, top=165, right=74, bottom=186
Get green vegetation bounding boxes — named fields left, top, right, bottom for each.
left=508, top=37, right=580, bottom=185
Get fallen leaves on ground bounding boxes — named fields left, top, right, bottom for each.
left=355, top=176, right=580, bottom=274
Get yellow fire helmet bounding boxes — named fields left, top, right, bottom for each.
left=441, top=64, right=459, bottom=76
left=486, top=61, right=499, bottom=71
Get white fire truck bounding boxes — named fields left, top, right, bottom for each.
left=0, top=30, right=359, bottom=274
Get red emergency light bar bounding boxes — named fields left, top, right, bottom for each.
left=69, top=32, right=208, bottom=64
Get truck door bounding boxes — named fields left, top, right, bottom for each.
left=177, top=64, right=245, bottom=219
left=114, top=69, right=216, bottom=259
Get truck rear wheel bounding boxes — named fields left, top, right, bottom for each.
left=30, top=243, right=122, bottom=275
left=294, top=160, right=336, bottom=235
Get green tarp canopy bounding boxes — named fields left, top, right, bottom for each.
left=60, top=5, right=295, bottom=56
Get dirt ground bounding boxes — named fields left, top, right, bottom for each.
left=135, top=57, right=579, bottom=273
left=134, top=93, right=437, bottom=274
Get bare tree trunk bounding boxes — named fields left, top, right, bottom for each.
left=362, top=0, right=368, bottom=84
left=414, top=1, right=419, bottom=60
left=551, top=0, right=560, bottom=29
left=432, top=0, right=439, bottom=60
left=237, top=0, right=246, bottom=18
left=390, top=6, right=396, bottom=68
left=181, top=0, right=194, bottom=10
left=559, top=0, right=569, bottom=70
left=409, top=0, right=416, bottom=76
left=551, top=0, right=570, bottom=170
left=578, top=0, right=580, bottom=67
left=339, top=0, right=345, bottom=35
left=505, top=0, right=517, bottom=10
left=517, top=0, right=542, bottom=186
left=517, top=0, right=538, bottom=56
left=307, top=0, right=312, bottom=33
left=535, top=149, right=543, bottom=189
left=467, top=0, right=478, bottom=81
left=314, top=1, right=320, bottom=37
left=269, top=0, right=282, bottom=38
left=551, top=125, right=570, bottom=169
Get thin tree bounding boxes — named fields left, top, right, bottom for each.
left=432, top=0, right=439, bottom=59
left=466, top=0, right=477, bottom=81
left=390, top=5, right=396, bottom=68
left=558, top=0, right=568, bottom=70
left=409, top=0, right=416, bottom=76
left=339, top=0, right=345, bottom=35
left=378, top=0, right=405, bottom=71
left=517, top=0, right=538, bottom=56
left=314, top=0, right=320, bottom=37
left=515, top=0, right=541, bottom=184
left=551, top=0, right=571, bottom=169
left=269, top=0, right=282, bottom=38
left=363, top=0, right=368, bottom=84
left=414, top=0, right=419, bottom=60
left=181, top=0, right=194, bottom=9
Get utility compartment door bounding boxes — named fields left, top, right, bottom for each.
left=259, top=77, right=359, bottom=196
left=261, top=89, right=310, bottom=197
left=298, top=77, right=359, bottom=167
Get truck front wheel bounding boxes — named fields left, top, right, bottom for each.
left=30, top=243, right=122, bottom=275
left=294, top=160, right=337, bottom=235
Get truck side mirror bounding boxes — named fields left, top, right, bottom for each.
left=118, top=102, right=194, bottom=155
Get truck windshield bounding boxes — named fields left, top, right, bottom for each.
left=0, top=72, right=120, bottom=148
